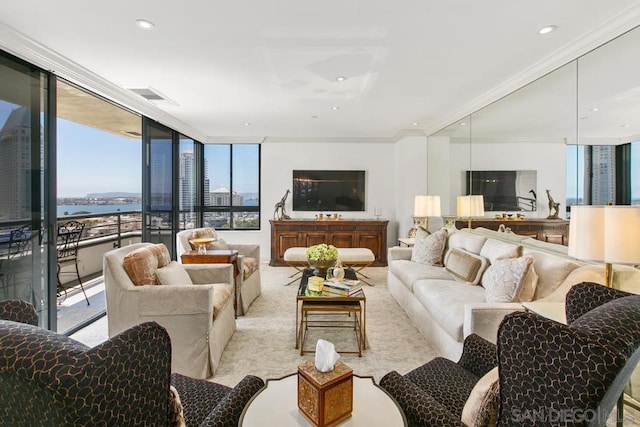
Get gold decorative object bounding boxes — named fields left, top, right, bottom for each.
left=297, top=360, right=353, bottom=427
left=189, top=237, right=215, bottom=254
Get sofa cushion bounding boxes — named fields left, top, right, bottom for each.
left=524, top=249, right=580, bottom=299
left=211, top=238, right=229, bottom=250
left=482, top=256, right=537, bottom=303
left=445, top=249, right=488, bottom=285
left=447, top=231, right=487, bottom=255
left=413, top=279, right=486, bottom=342
left=389, top=260, right=453, bottom=292
left=156, top=261, right=194, bottom=286
left=123, top=244, right=172, bottom=286
left=411, top=228, right=447, bottom=266
left=479, top=239, right=522, bottom=264
left=242, top=257, right=259, bottom=280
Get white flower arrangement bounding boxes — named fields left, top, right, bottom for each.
left=306, top=243, right=338, bottom=261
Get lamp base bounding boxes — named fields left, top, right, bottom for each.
left=409, top=216, right=429, bottom=237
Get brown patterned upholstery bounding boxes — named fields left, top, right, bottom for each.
left=0, top=307, right=264, bottom=427
left=380, top=333, right=497, bottom=427
left=497, top=283, right=640, bottom=426
left=0, top=299, right=38, bottom=326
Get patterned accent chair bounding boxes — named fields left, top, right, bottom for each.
left=176, top=227, right=261, bottom=316
left=0, top=301, right=264, bottom=427
left=380, top=282, right=640, bottom=427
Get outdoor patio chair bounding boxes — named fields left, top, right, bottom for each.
left=56, top=220, right=89, bottom=305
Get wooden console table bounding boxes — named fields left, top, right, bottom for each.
left=454, top=218, right=570, bottom=245
left=270, top=219, right=388, bottom=266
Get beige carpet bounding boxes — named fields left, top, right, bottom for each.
left=211, top=265, right=438, bottom=387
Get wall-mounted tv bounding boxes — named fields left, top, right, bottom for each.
left=293, top=170, right=366, bottom=211
left=466, top=170, right=537, bottom=212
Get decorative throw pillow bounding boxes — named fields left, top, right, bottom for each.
left=211, top=238, right=229, bottom=250
left=411, top=228, right=447, bottom=266
left=156, top=261, right=194, bottom=286
left=445, top=248, right=488, bottom=285
left=461, top=367, right=499, bottom=427
left=123, top=244, right=172, bottom=286
left=479, top=239, right=522, bottom=264
left=168, top=385, right=186, bottom=427
left=242, top=257, right=259, bottom=280
left=483, top=256, right=537, bottom=303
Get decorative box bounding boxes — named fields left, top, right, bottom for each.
left=297, top=360, right=353, bottom=427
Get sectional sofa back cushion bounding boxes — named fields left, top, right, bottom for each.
left=123, top=244, right=172, bottom=286
left=483, top=256, right=538, bottom=303
left=411, top=228, right=447, bottom=266
left=447, top=230, right=487, bottom=255
left=156, top=261, right=194, bottom=286
left=479, top=239, right=522, bottom=264
left=445, top=248, right=488, bottom=285
left=523, top=249, right=580, bottom=299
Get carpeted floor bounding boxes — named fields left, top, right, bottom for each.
left=211, top=265, right=438, bottom=387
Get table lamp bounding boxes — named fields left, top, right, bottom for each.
left=409, top=195, right=441, bottom=237
left=568, top=205, right=640, bottom=287
left=457, top=195, right=485, bottom=229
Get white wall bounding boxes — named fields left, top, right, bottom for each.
left=219, top=141, right=398, bottom=261
left=395, top=135, right=428, bottom=238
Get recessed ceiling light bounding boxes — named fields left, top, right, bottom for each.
left=331, top=106, right=340, bottom=110
left=590, top=107, right=599, bottom=112
left=460, top=122, right=467, bottom=126
left=538, top=25, right=557, bottom=35
left=336, top=76, right=347, bottom=82
left=622, top=124, right=631, bottom=128
left=412, top=122, right=419, bottom=126
left=136, top=19, right=155, bottom=30
left=244, top=122, right=251, bottom=126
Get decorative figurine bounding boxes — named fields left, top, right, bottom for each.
left=273, top=189, right=291, bottom=220
left=546, top=189, right=561, bottom=219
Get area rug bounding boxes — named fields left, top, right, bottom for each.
left=211, top=265, right=438, bottom=387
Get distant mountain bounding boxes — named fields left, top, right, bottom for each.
left=86, top=192, right=141, bottom=198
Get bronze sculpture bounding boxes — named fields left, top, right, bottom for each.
left=546, top=190, right=561, bottom=219
left=273, top=190, right=291, bottom=220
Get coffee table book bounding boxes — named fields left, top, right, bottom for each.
left=297, top=360, right=353, bottom=427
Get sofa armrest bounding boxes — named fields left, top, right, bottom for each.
left=388, top=246, right=412, bottom=262
left=135, top=284, right=215, bottom=317
left=183, top=264, right=234, bottom=285
left=380, top=371, right=464, bottom=427
left=463, top=303, right=525, bottom=344
left=205, top=375, right=265, bottom=425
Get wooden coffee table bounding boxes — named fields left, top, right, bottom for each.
left=295, top=269, right=366, bottom=356
left=239, top=373, right=407, bottom=426
left=181, top=249, right=240, bottom=317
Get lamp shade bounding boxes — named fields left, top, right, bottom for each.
left=456, top=195, right=484, bottom=217
left=568, top=205, right=640, bottom=265
left=603, top=206, right=640, bottom=264
left=568, top=205, right=605, bottom=262
left=414, top=195, right=441, bottom=217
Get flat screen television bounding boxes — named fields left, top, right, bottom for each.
left=292, top=170, right=365, bottom=211
left=466, top=170, right=537, bottom=212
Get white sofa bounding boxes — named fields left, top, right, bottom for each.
left=387, top=227, right=640, bottom=361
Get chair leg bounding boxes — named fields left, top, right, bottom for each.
left=56, top=263, right=67, bottom=304
left=74, top=261, right=90, bottom=306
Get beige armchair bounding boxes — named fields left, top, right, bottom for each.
left=176, top=227, right=261, bottom=316
left=103, top=242, right=236, bottom=379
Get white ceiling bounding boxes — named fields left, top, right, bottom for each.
left=2, top=1, right=640, bottom=142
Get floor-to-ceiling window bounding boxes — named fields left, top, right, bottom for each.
left=55, top=80, right=141, bottom=333
left=0, top=52, right=51, bottom=328
left=631, top=141, right=639, bottom=206
left=204, top=144, right=260, bottom=230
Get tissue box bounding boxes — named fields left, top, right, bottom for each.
left=297, top=360, right=353, bottom=427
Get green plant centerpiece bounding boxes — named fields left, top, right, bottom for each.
left=306, top=243, right=338, bottom=278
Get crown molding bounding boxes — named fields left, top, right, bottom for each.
left=258, top=136, right=393, bottom=144
left=423, top=4, right=640, bottom=137
left=0, top=22, right=208, bottom=142
left=392, top=128, right=428, bottom=142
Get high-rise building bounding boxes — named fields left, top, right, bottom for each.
left=210, top=187, right=243, bottom=206
left=0, top=107, right=32, bottom=221
left=585, top=145, right=616, bottom=205
left=179, top=151, right=195, bottom=211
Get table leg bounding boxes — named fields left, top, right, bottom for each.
left=295, top=300, right=299, bottom=349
